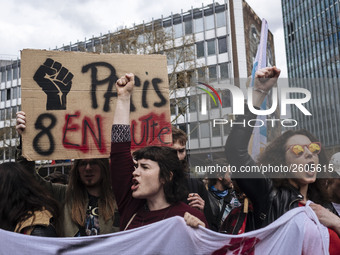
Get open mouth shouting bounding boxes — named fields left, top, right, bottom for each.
left=131, top=178, right=140, bottom=192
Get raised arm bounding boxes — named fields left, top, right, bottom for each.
left=110, top=73, right=144, bottom=229
left=251, top=67, right=281, bottom=107
left=15, top=111, right=35, bottom=174
left=225, top=67, right=280, bottom=207
left=15, top=111, right=66, bottom=201
left=113, top=73, right=134, bottom=125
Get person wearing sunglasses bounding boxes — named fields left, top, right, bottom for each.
left=225, top=66, right=340, bottom=254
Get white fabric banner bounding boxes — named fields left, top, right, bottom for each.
left=0, top=203, right=329, bottom=255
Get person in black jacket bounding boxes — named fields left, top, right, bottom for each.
left=207, top=170, right=241, bottom=231
left=172, top=126, right=214, bottom=229
left=225, top=66, right=340, bottom=239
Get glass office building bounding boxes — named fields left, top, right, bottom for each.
left=282, top=0, right=340, bottom=151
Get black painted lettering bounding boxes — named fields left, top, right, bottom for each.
left=81, top=62, right=118, bottom=112
left=33, top=113, right=57, bottom=155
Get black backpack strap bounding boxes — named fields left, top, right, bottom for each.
left=216, top=193, right=233, bottom=227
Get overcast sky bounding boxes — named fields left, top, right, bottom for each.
left=0, top=0, right=287, bottom=76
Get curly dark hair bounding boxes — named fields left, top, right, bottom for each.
left=133, top=146, right=187, bottom=204
left=0, top=162, right=60, bottom=232
left=257, top=129, right=329, bottom=204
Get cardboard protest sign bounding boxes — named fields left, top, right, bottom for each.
left=21, top=49, right=171, bottom=160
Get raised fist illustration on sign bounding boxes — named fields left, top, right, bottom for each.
left=33, top=58, right=74, bottom=110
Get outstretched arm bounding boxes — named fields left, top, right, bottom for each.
left=110, top=73, right=143, bottom=230
left=225, top=67, right=280, bottom=219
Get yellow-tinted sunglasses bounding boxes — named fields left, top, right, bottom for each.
left=287, top=142, right=321, bottom=156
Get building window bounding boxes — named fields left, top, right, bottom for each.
left=175, top=48, right=184, bottom=63
left=164, top=26, right=173, bottom=38
left=212, top=124, right=221, bottom=137
left=222, top=90, right=231, bottom=108
left=13, top=67, right=18, bottom=80
left=174, top=23, right=183, bottom=38
left=218, top=37, right=227, bottom=54
left=0, top=128, right=4, bottom=140
left=189, top=122, right=199, bottom=139
left=13, top=87, right=17, bottom=99
left=137, top=34, right=145, bottom=44
left=185, top=20, right=193, bottom=35
left=216, top=12, right=226, bottom=27
left=189, top=95, right=197, bottom=113
left=1, top=70, right=5, bottom=82
left=184, top=45, right=195, bottom=62
left=170, top=99, right=176, bottom=115
left=209, top=65, right=217, bottom=81
left=194, top=17, right=204, bottom=33
left=197, top=67, right=206, bottom=81
left=178, top=123, right=187, bottom=134
left=196, top=41, right=205, bottom=58
left=5, top=148, right=10, bottom=160
left=167, top=50, right=174, bottom=65
left=176, top=72, right=185, bottom=88
left=6, top=108, right=11, bottom=120
left=186, top=70, right=194, bottom=86
left=205, top=15, right=214, bottom=30
left=207, top=39, right=216, bottom=55
left=7, top=69, right=12, bottom=81
left=6, top=88, right=11, bottom=100
left=251, top=27, right=257, bottom=39
left=0, top=109, right=5, bottom=120
left=198, top=94, right=206, bottom=113
left=200, top=121, right=210, bottom=138
left=220, top=62, right=229, bottom=80
left=177, top=97, right=187, bottom=115
left=1, top=90, right=5, bottom=101
left=9, top=148, right=14, bottom=160
left=11, top=126, right=17, bottom=139
left=11, top=106, right=17, bottom=119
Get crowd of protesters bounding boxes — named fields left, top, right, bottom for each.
left=0, top=67, right=339, bottom=254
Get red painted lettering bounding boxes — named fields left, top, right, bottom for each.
left=62, top=112, right=106, bottom=154
left=131, top=112, right=171, bottom=150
